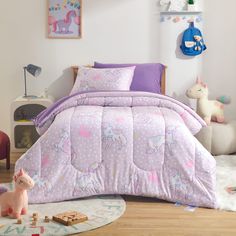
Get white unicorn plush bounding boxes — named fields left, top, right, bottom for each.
left=186, top=78, right=227, bottom=125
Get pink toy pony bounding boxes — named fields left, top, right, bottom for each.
left=0, top=169, right=34, bottom=219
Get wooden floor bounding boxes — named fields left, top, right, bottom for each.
left=0, top=155, right=236, bottom=236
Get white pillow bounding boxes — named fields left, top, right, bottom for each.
left=70, top=66, right=135, bottom=95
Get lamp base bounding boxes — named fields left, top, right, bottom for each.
left=23, top=95, right=38, bottom=99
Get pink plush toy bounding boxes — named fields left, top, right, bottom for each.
left=0, top=169, right=34, bottom=219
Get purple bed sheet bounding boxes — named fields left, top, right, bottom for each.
left=15, top=91, right=216, bottom=208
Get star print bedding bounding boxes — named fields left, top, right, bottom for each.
left=15, top=91, right=217, bottom=208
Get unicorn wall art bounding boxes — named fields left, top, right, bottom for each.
left=48, top=0, right=82, bottom=38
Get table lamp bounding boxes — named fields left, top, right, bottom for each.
left=23, top=64, right=42, bottom=98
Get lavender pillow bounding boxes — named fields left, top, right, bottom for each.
left=70, top=66, right=135, bottom=95
left=94, top=62, right=165, bottom=94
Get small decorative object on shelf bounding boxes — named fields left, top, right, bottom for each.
left=187, top=0, right=196, bottom=11
left=160, top=0, right=171, bottom=11
left=160, top=0, right=186, bottom=12
left=11, top=96, right=54, bottom=153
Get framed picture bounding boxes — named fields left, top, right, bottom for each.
left=48, top=0, right=82, bottom=39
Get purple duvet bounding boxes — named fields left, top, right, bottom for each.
left=15, top=91, right=216, bottom=208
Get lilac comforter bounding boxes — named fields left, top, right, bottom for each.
left=15, top=91, right=216, bottom=208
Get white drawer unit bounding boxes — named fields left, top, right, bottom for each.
left=11, top=96, right=54, bottom=152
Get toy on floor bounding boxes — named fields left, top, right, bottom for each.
left=17, top=218, right=22, bottom=224
left=31, top=212, right=39, bottom=226
left=0, top=169, right=34, bottom=219
left=52, top=211, right=88, bottom=226
left=31, top=221, right=37, bottom=226
left=44, top=216, right=50, bottom=223
left=32, top=212, right=38, bottom=220
left=186, top=78, right=230, bottom=125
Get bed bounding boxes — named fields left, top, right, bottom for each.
left=15, top=64, right=217, bottom=208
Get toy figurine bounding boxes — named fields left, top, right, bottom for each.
left=186, top=78, right=229, bottom=125
left=0, top=169, right=34, bottom=219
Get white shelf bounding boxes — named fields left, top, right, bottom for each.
left=13, top=121, right=34, bottom=125
left=160, top=11, right=202, bottom=15
left=11, top=96, right=54, bottom=153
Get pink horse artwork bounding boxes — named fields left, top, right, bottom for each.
left=0, top=169, right=34, bottom=219
left=49, top=10, right=77, bottom=34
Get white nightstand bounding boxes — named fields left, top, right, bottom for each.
left=11, top=96, right=54, bottom=153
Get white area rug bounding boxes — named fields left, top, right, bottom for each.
left=0, top=190, right=126, bottom=236
left=216, top=155, right=236, bottom=211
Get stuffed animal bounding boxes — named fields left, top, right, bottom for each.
left=186, top=78, right=229, bottom=125
left=193, top=35, right=204, bottom=51
left=0, top=169, right=34, bottom=219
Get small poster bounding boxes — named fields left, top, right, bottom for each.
left=48, top=0, right=82, bottom=39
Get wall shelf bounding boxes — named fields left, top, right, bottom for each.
left=160, top=11, right=202, bottom=15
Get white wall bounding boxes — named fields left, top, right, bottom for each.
left=160, top=0, right=204, bottom=109
left=203, top=0, right=236, bottom=120
left=0, top=0, right=161, bottom=135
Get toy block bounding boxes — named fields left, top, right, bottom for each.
left=32, top=213, right=38, bottom=218
left=44, top=216, right=50, bottom=223
left=31, top=220, right=37, bottom=226
left=16, top=219, right=22, bottom=224
left=52, top=211, right=88, bottom=226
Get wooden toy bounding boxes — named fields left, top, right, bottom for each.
left=52, top=211, right=88, bottom=226
left=32, top=213, right=38, bottom=221
left=31, top=221, right=37, bottom=226
left=16, top=219, right=22, bottom=224
left=0, top=224, right=4, bottom=229
left=32, top=213, right=38, bottom=218
left=44, top=216, right=50, bottom=223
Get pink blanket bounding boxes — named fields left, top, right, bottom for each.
left=16, top=91, right=216, bottom=208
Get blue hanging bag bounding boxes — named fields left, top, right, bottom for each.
left=180, top=22, right=206, bottom=56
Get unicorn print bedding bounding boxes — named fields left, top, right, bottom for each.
left=15, top=91, right=217, bottom=208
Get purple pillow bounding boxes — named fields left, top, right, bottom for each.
left=94, top=62, right=165, bottom=94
